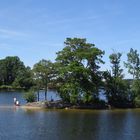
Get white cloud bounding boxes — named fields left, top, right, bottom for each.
left=46, top=15, right=99, bottom=25
left=0, top=28, right=27, bottom=38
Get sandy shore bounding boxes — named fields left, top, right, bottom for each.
left=0, top=105, right=42, bottom=110
left=21, top=105, right=43, bottom=109
left=20, top=101, right=46, bottom=110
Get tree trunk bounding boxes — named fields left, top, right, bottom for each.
left=45, top=87, right=47, bottom=100
left=37, top=90, right=39, bottom=101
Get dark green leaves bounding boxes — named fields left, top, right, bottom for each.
left=55, top=38, right=104, bottom=104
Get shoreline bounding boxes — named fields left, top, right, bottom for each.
left=0, top=101, right=135, bottom=111
left=0, top=104, right=138, bottom=111
left=21, top=100, right=108, bottom=110
left=21, top=101, right=135, bottom=110
left=20, top=105, right=139, bottom=112
left=21, top=105, right=43, bottom=110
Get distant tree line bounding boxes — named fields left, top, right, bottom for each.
left=1, top=38, right=140, bottom=108
left=0, top=56, right=34, bottom=89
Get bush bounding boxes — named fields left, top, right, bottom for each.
left=134, top=96, right=140, bottom=107
left=82, top=93, right=93, bottom=104
left=23, top=90, right=37, bottom=103
left=132, top=80, right=140, bottom=96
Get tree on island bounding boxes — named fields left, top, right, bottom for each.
left=125, top=48, right=140, bottom=107
left=104, top=52, right=133, bottom=108
left=55, top=38, right=105, bottom=104
left=124, top=48, right=140, bottom=80
left=33, top=59, right=54, bottom=100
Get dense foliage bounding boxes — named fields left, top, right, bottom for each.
left=125, top=49, right=140, bottom=107
left=23, top=90, right=37, bottom=103
left=55, top=38, right=104, bottom=104
left=0, top=56, right=34, bottom=89
left=104, top=53, right=133, bottom=108
left=33, top=59, right=55, bottom=100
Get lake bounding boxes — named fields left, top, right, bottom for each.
left=0, top=91, right=140, bottom=140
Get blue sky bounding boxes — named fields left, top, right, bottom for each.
left=0, top=0, right=140, bottom=78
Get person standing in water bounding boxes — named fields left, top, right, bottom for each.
left=16, top=100, right=20, bottom=106
left=14, top=97, right=17, bottom=105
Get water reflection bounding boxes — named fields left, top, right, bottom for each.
left=1, top=108, right=140, bottom=140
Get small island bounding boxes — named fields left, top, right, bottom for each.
left=22, top=100, right=108, bottom=110
left=0, top=38, right=139, bottom=110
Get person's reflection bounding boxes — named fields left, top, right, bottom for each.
left=13, top=105, right=20, bottom=112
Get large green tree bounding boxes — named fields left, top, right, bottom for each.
left=33, top=59, right=54, bottom=100
left=55, top=38, right=104, bottom=104
left=104, top=52, right=133, bottom=108
left=12, top=66, right=34, bottom=89
left=124, top=48, right=140, bottom=107
left=0, top=56, right=33, bottom=88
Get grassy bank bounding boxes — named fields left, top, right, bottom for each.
left=0, top=85, right=27, bottom=91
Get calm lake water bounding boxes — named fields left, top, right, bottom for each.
left=0, top=91, right=140, bottom=140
